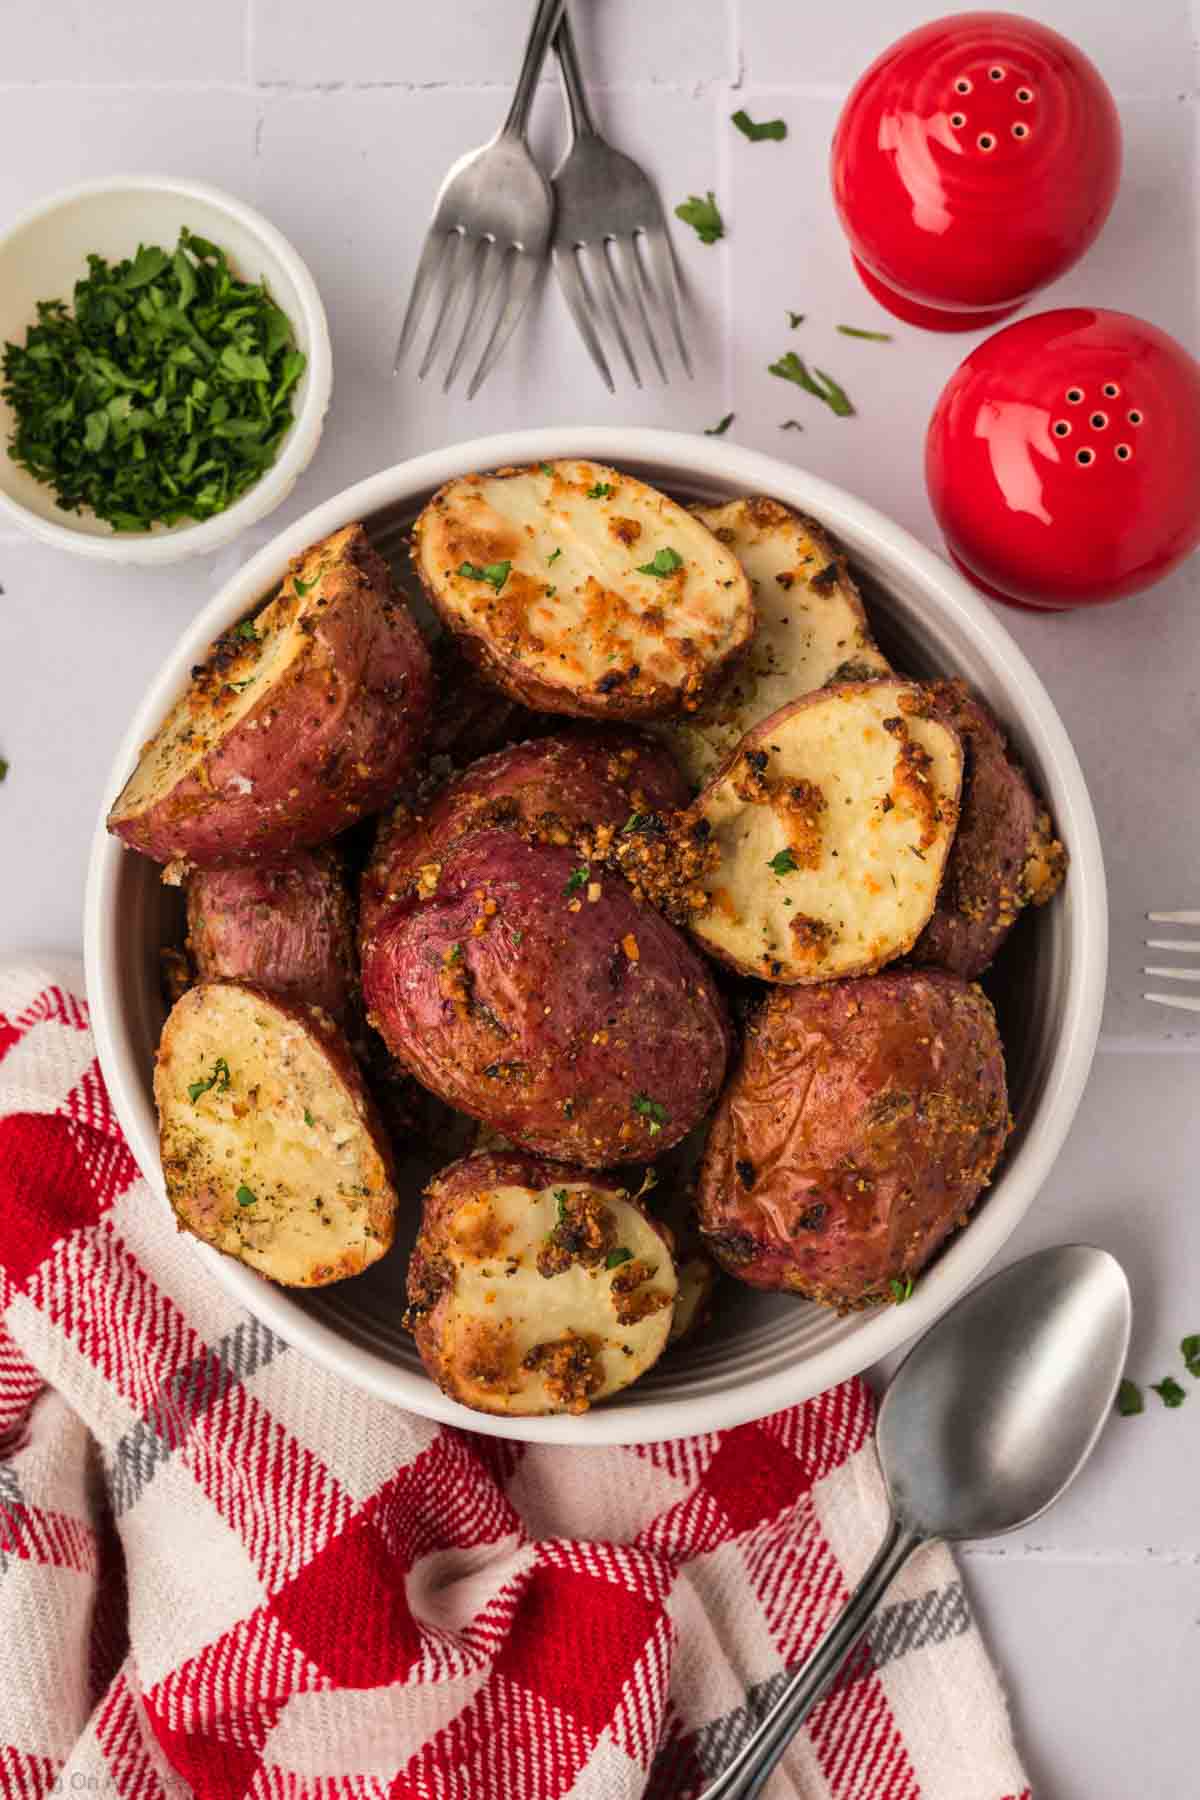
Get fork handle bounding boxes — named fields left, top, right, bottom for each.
left=554, top=7, right=598, bottom=140
left=501, top=0, right=568, bottom=138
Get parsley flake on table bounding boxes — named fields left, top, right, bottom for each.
left=674, top=191, right=725, bottom=246
left=636, top=546, right=684, bottom=577
left=1151, top=1376, right=1187, bottom=1408
left=1, top=229, right=306, bottom=532
left=780, top=419, right=805, bottom=431
left=458, top=559, right=511, bottom=592
left=0, top=757, right=8, bottom=784
left=731, top=109, right=788, bottom=142
left=606, top=1247, right=634, bottom=1269
left=187, top=1057, right=231, bottom=1104
left=564, top=864, right=590, bottom=896
left=1183, top=1334, right=1200, bottom=1378
left=632, top=1093, right=668, bottom=1134
left=1116, top=1379, right=1144, bottom=1416
left=836, top=324, right=894, bottom=341
left=768, top=848, right=798, bottom=875
left=787, top=310, right=806, bottom=329
left=768, top=351, right=855, bottom=417
left=705, top=412, right=735, bottom=436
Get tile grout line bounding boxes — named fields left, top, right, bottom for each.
left=0, top=77, right=1192, bottom=102
left=960, top=1543, right=1200, bottom=1568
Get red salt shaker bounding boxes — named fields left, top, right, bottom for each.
left=831, top=12, right=1121, bottom=332
left=926, top=308, right=1200, bottom=610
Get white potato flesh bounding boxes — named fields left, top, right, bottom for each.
left=653, top=497, right=891, bottom=785
left=425, top=1181, right=678, bottom=1416
left=155, top=982, right=396, bottom=1286
left=690, top=682, right=963, bottom=982
left=669, top=1252, right=717, bottom=1345
left=411, top=460, right=754, bottom=715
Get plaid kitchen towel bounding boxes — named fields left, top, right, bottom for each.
left=0, top=961, right=1029, bottom=1800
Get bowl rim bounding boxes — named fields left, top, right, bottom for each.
left=84, top=425, right=1108, bottom=1445
left=0, top=173, right=333, bottom=565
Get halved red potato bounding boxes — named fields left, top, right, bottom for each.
left=411, top=460, right=755, bottom=720
left=697, top=970, right=1009, bottom=1309
left=360, top=827, right=731, bottom=1166
left=360, top=730, right=690, bottom=938
left=427, top=635, right=541, bottom=763
left=406, top=1151, right=678, bottom=1416
left=186, top=848, right=358, bottom=1026
left=155, top=981, right=397, bottom=1286
left=908, top=681, right=1067, bottom=978
left=687, top=681, right=963, bottom=982
left=654, top=497, right=891, bottom=785
left=108, top=524, right=433, bottom=868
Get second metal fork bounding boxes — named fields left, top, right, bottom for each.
left=550, top=11, right=691, bottom=391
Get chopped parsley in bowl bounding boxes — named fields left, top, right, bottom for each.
left=2, top=229, right=306, bottom=532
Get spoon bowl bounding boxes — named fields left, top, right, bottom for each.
left=880, top=1244, right=1132, bottom=1542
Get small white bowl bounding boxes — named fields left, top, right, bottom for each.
left=85, top=427, right=1108, bottom=1445
left=0, top=175, right=332, bottom=564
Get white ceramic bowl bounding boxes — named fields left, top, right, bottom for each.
left=84, top=427, right=1107, bottom=1445
left=0, top=176, right=333, bottom=563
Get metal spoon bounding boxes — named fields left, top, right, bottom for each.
left=701, top=1244, right=1131, bottom=1800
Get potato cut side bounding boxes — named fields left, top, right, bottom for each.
left=689, top=681, right=963, bottom=982
left=411, top=1175, right=678, bottom=1416
left=155, top=981, right=397, bottom=1286
left=411, top=460, right=755, bottom=719
left=652, top=497, right=891, bottom=785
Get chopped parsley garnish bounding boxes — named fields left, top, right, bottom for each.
left=547, top=546, right=562, bottom=564
left=768, top=351, right=855, bottom=418
left=837, top=324, right=893, bottom=341
left=1, top=229, right=306, bottom=532
left=606, top=1247, right=634, bottom=1269
left=768, top=848, right=798, bottom=875
left=632, top=1093, right=668, bottom=1134
left=1152, top=1376, right=1187, bottom=1408
left=554, top=1188, right=569, bottom=1223
left=586, top=481, right=612, bottom=499
left=187, top=1057, right=231, bottom=1104
left=234, top=619, right=259, bottom=641
left=564, top=864, right=590, bottom=895
left=303, top=1109, right=314, bottom=1127
left=674, top=191, right=725, bottom=246
left=622, top=811, right=649, bottom=834
left=787, top=311, right=805, bottom=329
left=545, top=585, right=557, bottom=598
left=1116, top=1379, right=1144, bottom=1416
left=636, top=546, right=684, bottom=578
left=780, top=419, right=804, bottom=432
left=1183, top=1334, right=1200, bottom=1378
left=448, top=942, right=464, bottom=963
left=0, top=758, right=8, bottom=783
left=705, top=412, right=735, bottom=436
left=540, top=462, right=555, bottom=477
left=235, top=1184, right=257, bottom=1207
left=731, top=109, right=787, bottom=142
left=458, top=559, right=511, bottom=592
left=888, top=1274, right=914, bottom=1304
left=293, top=572, right=320, bottom=597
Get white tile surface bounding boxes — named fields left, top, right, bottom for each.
left=1, top=1, right=1198, bottom=1791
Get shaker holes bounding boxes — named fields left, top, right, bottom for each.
left=978, top=133, right=996, bottom=151
left=1065, top=388, right=1084, bottom=404
left=1076, top=448, right=1094, bottom=466
left=1128, top=409, right=1143, bottom=425
left=1115, top=444, right=1132, bottom=461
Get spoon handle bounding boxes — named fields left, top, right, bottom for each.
left=698, top=1517, right=926, bottom=1800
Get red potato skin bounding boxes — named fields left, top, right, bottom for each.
left=427, top=636, right=542, bottom=763
left=108, top=527, right=433, bottom=867
left=361, top=731, right=691, bottom=940
left=697, top=970, right=1009, bottom=1309
left=361, top=828, right=731, bottom=1167
left=186, top=849, right=358, bottom=1026
left=908, top=681, right=1066, bottom=979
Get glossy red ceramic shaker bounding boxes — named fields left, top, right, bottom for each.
left=831, top=12, right=1121, bottom=331
left=926, top=308, right=1200, bottom=610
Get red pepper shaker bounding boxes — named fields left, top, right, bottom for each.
left=926, top=308, right=1200, bottom=610
left=831, top=13, right=1121, bottom=331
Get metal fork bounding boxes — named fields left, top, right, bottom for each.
left=550, top=9, right=691, bottom=391
left=1144, top=912, right=1200, bottom=1013
left=393, top=0, right=566, bottom=398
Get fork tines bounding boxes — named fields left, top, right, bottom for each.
left=395, top=227, right=541, bottom=399
left=1144, top=912, right=1200, bottom=1013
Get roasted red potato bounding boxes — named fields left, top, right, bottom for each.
left=361, top=827, right=731, bottom=1166
left=406, top=1150, right=678, bottom=1416
left=686, top=681, right=963, bottom=982
left=697, top=970, right=1009, bottom=1308
left=108, top=524, right=433, bottom=868
left=908, top=681, right=1067, bottom=978
left=186, top=848, right=358, bottom=1027
left=411, top=460, right=755, bottom=720
left=655, top=497, right=891, bottom=786
left=155, top=981, right=398, bottom=1286
left=427, top=635, right=541, bottom=763
left=361, top=729, right=690, bottom=936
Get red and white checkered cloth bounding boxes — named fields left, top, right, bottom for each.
left=0, top=960, right=1030, bottom=1800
